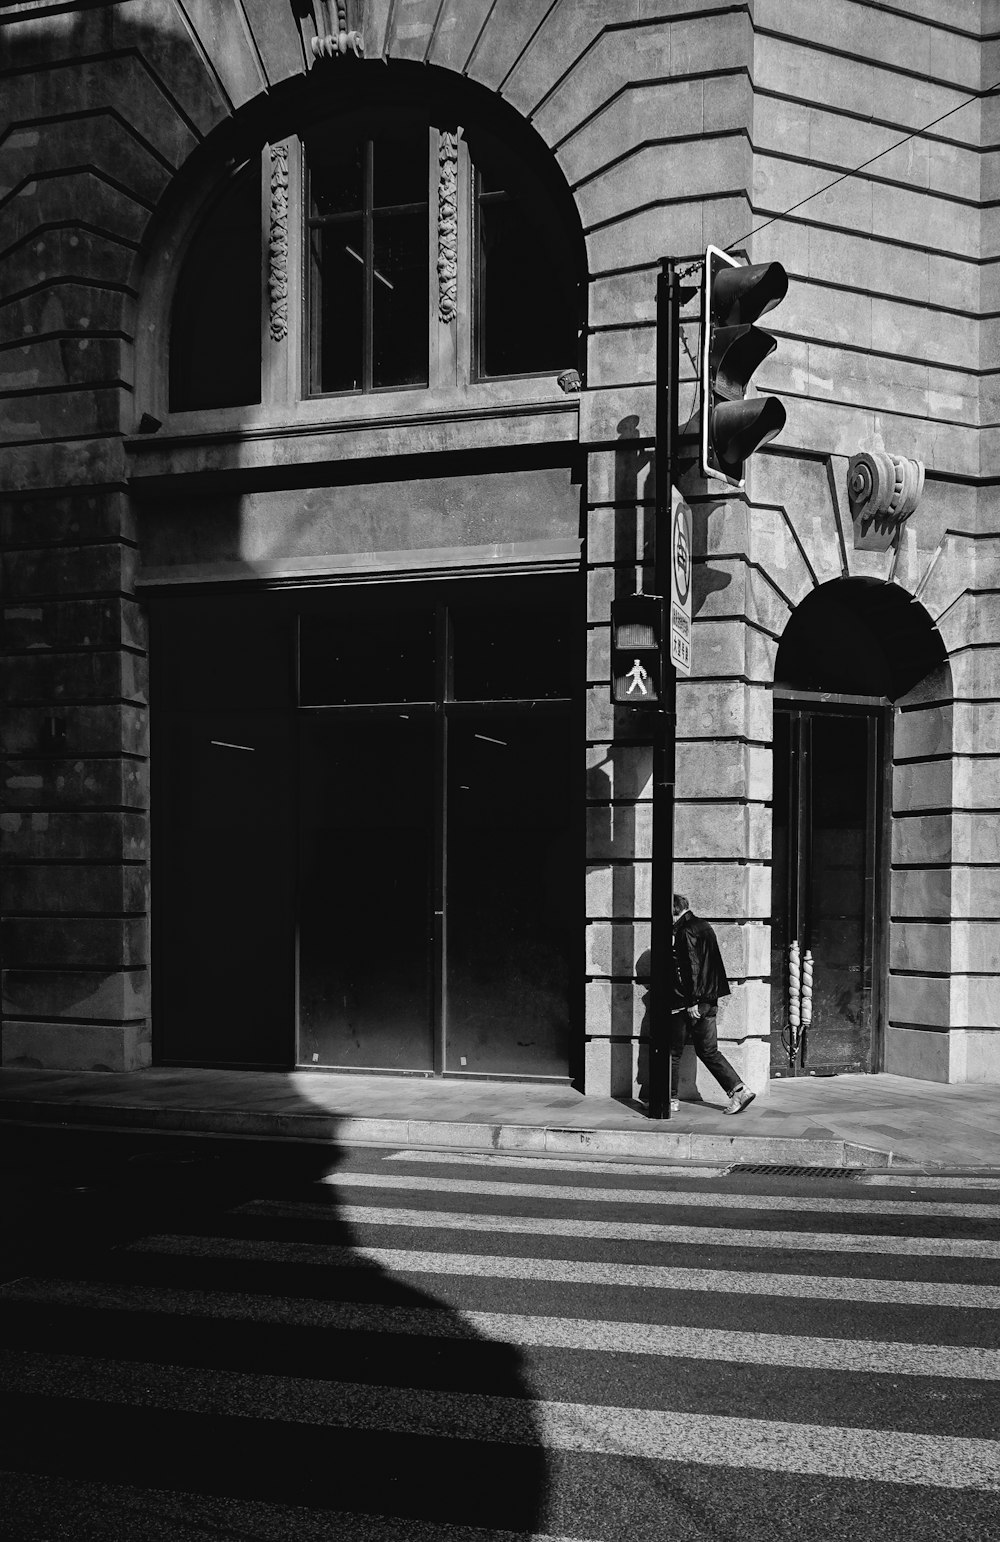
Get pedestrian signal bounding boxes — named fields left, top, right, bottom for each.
left=610, top=594, right=665, bottom=708
left=701, top=245, right=787, bottom=487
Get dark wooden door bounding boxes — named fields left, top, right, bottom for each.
left=770, top=704, right=884, bottom=1076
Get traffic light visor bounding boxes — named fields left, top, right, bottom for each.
left=711, top=324, right=778, bottom=402
left=711, top=396, right=787, bottom=478
left=711, top=260, right=788, bottom=327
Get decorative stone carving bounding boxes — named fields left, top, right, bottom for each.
left=310, top=0, right=364, bottom=60
left=269, top=144, right=289, bottom=343
left=437, top=129, right=459, bottom=324
left=847, top=449, right=924, bottom=551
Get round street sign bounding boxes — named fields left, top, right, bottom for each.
left=672, top=501, right=691, bottom=607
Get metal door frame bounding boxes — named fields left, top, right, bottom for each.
left=294, top=579, right=580, bottom=1081
left=772, top=689, right=889, bottom=1075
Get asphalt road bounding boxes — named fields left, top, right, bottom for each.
left=1, top=1124, right=998, bottom=1541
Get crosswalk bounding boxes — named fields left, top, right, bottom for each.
left=1, top=1145, right=999, bottom=1539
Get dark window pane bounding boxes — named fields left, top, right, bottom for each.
left=479, top=193, right=576, bottom=376
left=170, top=164, right=261, bottom=411
left=311, top=138, right=365, bottom=217
left=451, top=597, right=573, bottom=700
left=307, top=114, right=430, bottom=397
left=312, top=220, right=365, bottom=393
left=372, top=125, right=428, bottom=208
left=151, top=593, right=293, bottom=713
left=469, top=129, right=578, bottom=379
left=299, top=715, right=434, bottom=1071
left=300, top=610, right=435, bottom=704
left=373, top=211, right=429, bottom=388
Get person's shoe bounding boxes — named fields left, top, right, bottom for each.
left=669, top=1097, right=680, bottom=1113
left=724, top=1085, right=755, bottom=1116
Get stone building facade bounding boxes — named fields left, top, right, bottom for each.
left=2, top=0, right=998, bottom=1092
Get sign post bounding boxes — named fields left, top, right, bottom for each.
left=647, top=261, right=681, bottom=1120
left=669, top=495, right=693, bottom=679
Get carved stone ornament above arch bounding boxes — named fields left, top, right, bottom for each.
left=295, top=0, right=366, bottom=62
left=847, top=449, right=925, bottom=552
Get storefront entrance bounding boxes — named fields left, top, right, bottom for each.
left=769, top=699, right=886, bottom=1075
left=150, top=577, right=578, bottom=1078
left=768, top=577, right=950, bottom=1080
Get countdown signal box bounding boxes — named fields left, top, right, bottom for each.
left=610, top=593, right=666, bottom=707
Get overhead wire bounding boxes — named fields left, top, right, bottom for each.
left=676, top=73, right=1000, bottom=280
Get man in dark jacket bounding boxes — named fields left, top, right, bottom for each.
left=671, top=893, right=755, bottom=1115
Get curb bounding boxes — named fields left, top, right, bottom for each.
left=0, top=1097, right=894, bottom=1167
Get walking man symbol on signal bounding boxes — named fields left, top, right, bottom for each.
left=626, top=658, right=649, bottom=696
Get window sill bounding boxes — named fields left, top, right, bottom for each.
left=127, top=379, right=581, bottom=482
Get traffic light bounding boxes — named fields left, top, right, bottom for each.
left=610, top=594, right=665, bottom=707
left=701, top=245, right=787, bottom=486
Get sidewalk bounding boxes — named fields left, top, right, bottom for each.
left=2, top=1064, right=999, bottom=1169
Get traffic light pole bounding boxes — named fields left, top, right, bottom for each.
left=647, top=259, right=680, bottom=1121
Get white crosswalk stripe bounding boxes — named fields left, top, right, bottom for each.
left=6, top=1278, right=998, bottom=1378
left=4, top=1145, right=1000, bottom=1538
left=329, top=1167, right=1000, bottom=1220
left=126, top=1234, right=1000, bottom=1308
left=3, top=1350, right=998, bottom=1491
left=235, top=1197, right=1000, bottom=1257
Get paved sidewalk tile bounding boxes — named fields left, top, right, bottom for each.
left=1, top=1067, right=998, bottom=1168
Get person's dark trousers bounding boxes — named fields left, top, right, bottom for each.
left=670, top=1007, right=742, bottom=1097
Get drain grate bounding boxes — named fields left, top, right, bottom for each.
left=727, top=1163, right=861, bottom=1178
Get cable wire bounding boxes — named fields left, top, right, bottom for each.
left=675, top=74, right=1000, bottom=280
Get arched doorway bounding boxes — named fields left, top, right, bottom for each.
left=771, top=578, right=947, bottom=1076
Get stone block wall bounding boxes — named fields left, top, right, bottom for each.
left=2, top=0, right=999, bottom=1081
left=0, top=488, right=150, bottom=1070
left=886, top=534, right=1000, bottom=1082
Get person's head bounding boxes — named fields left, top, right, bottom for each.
left=672, top=893, right=690, bottom=921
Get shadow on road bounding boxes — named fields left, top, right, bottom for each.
left=0, top=1121, right=548, bottom=1538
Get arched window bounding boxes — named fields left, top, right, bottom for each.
left=165, top=68, right=585, bottom=415
left=169, top=162, right=262, bottom=412
left=306, top=108, right=431, bottom=394
left=467, top=124, right=579, bottom=380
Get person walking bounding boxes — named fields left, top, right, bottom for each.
left=671, top=893, right=755, bottom=1115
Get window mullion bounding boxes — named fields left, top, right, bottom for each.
left=364, top=137, right=374, bottom=392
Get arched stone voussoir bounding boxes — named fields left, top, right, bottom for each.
left=745, top=564, right=795, bottom=641
left=933, top=592, right=991, bottom=658
left=748, top=503, right=815, bottom=609
left=749, top=454, right=844, bottom=588
left=913, top=530, right=982, bottom=624
left=129, top=0, right=268, bottom=115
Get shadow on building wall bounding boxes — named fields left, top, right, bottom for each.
left=588, top=419, right=734, bottom=1104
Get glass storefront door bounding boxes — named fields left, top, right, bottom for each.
left=770, top=703, right=885, bottom=1075
left=446, top=709, right=573, bottom=1077
left=298, top=712, right=436, bottom=1071
left=151, top=577, right=578, bottom=1078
